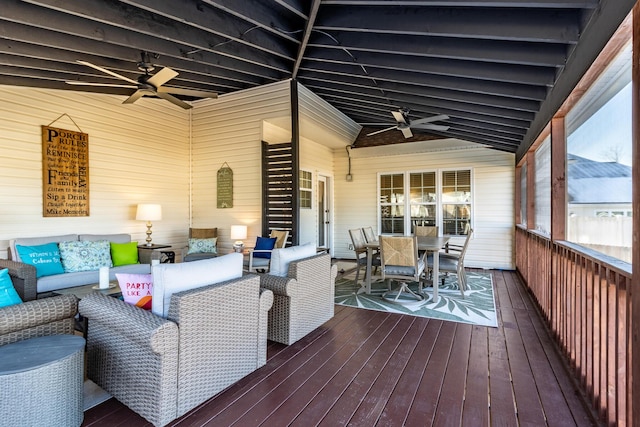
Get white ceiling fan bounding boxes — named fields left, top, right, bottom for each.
left=66, top=51, right=218, bottom=109
left=367, top=109, right=450, bottom=138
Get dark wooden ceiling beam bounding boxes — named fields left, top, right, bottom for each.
left=1, top=2, right=282, bottom=85
left=120, top=0, right=301, bottom=56
left=298, top=68, right=541, bottom=112
left=307, top=32, right=568, bottom=68
left=302, top=50, right=556, bottom=87
left=20, top=0, right=292, bottom=72
left=314, top=6, right=581, bottom=43
left=322, top=0, right=597, bottom=8
left=291, top=0, right=322, bottom=79
left=324, top=95, right=530, bottom=130
left=298, top=74, right=536, bottom=120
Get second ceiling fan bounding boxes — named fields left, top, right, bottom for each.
left=367, top=109, right=450, bottom=139
left=66, top=51, right=218, bottom=109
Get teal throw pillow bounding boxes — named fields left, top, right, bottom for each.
left=253, top=236, right=277, bottom=259
left=187, top=237, right=217, bottom=255
left=59, top=240, right=112, bottom=272
left=0, top=269, right=22, bottom=307
left=110, top=241, right=139, bottom=266
left=15, top=242, right=65, bottom=278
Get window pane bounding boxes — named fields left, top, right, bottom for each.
left=520, top=164, right=527, bottom=226
left=566, top=43, right=631, bottom=262
left=534, top=137, right=551, bottom=234
left=441, top=170, right=472, bottom=236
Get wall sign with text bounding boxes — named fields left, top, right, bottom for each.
left=217, top=164, right=233, bottom=208
left=42, top=125, right=90, bottom=217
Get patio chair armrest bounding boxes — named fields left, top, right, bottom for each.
left=80, top=292, right=178, bottom=352
left=0, top=259, right=37, bottom=301
left=259, top=274, right=295, bottom=297
left=0, top=294, right=78, bottom=337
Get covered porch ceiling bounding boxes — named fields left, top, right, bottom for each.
left=0, top=0, right=635, bottom=160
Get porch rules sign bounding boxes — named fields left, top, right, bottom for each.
left=42, top=125, right=90, bottom=217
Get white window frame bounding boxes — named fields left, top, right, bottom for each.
left=299, top=169, right=313, bottom=209
left=377, top=168, right=474, bottom=236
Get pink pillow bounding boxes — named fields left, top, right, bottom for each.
left=115, top=273, right=153, bottom=310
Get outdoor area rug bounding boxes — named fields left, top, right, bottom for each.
left=335, top=270, right=497, bottom=327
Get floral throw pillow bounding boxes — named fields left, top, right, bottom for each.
left=59, top=240, right=112, bottom=273
left=187, top=237, right=217, bottom=255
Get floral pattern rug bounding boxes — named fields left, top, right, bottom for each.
left=334, top=271, right=497, bottom=327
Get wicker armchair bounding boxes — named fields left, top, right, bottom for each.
left=79, top=274, right=273, bottom=427
left=0, top=265, right=78, bottom=346
left=259, top=253, right=337, bottom=345
left=0, top=259, right=37, bottom=301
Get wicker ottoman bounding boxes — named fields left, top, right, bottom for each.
left=0, top=335, right=85, bottom=427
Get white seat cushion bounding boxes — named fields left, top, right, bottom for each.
left=269, top=243, right=317, bottom=277
left=151, top=252, right=243, bottom=317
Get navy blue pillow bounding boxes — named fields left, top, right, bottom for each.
left=253, top=237, right=277, bottom=259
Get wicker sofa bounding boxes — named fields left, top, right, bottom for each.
left=0, top=264, right=78, bottom=346
left=260, top=252, right=337, bottom=345
left=78, top=256, right=273, bottom=427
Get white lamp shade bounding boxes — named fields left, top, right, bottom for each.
left=136, top=204, right=162, bottom=221
left=230, top=225, right=247, bottom=240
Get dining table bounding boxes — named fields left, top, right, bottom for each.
left=364, top=235, right=450, bottom=303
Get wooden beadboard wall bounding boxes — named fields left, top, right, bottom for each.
left=0, top=85, right=191, bottom=258
left=333, top=145, right=516, bottom=270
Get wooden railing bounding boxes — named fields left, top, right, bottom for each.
left=515, top=226, right=632, bottom=426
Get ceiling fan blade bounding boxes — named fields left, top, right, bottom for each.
left=400, top=127, right=413, bottom=138
left=147, top=67, right=178, bottom=88
left=122, top=90, right=146, bottom=104
left=156, top=91, right=193, bottom=109
left=367, top=125, right=398, bottom=136
left=391, top=111, right=408, bottom=124
left=66, top=81, right=137, bottom=88
left=411, top=114, right=450, bottom=125
left=412, top=124, right=450, bottom=132
left=76, top=60, right=138, bottom=85
left=157, top=86, right=217, bottom=98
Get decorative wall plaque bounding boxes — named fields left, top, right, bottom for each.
left=217, top=163, right=233, bottom=208
left=42, top=124, right=90, bottom=217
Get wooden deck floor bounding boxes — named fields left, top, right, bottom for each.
left=82, top=270, right=598, bottom=426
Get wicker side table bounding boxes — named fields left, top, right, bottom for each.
left=0, top=335, right=85, bottom=427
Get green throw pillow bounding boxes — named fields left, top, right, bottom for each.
left=110, top=241, right=140, bottom=266
left=187, top=237, right=217, bottom=255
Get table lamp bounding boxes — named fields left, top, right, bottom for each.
left=230, top=225, right=247, bottom=253
left=136, top=204, right=162, bottom=246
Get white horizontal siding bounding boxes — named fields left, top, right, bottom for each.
left=191, top=81, right=292, bottom=253
left=0, top=85, right=190, bottom=258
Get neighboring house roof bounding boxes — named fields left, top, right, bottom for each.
left=567, top=154, right=632, bottom=204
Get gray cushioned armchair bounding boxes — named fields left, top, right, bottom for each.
left=259, top=253, right=337, bottom=345
left=79, top=274, right=273, bottom=427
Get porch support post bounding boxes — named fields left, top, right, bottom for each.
left=550, top=117, right=566, bottom=241
left=290, top=79, right=300, bottom=245
left=514, top=165, right=522, bottom=225
left=526, top=151, right=535, bottom=229
left=632, top=4, right=640, bottom=427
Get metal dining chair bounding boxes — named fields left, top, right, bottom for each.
left=379, top=235, right=427, bottom=303
left=427, top=228, right=473, bottom=296
left=349, top=228, right=380, bottom=288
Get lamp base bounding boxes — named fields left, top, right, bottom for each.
left=233, top=241, right=244, bottom=253
left=145, top=221, right=153, bottom=246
